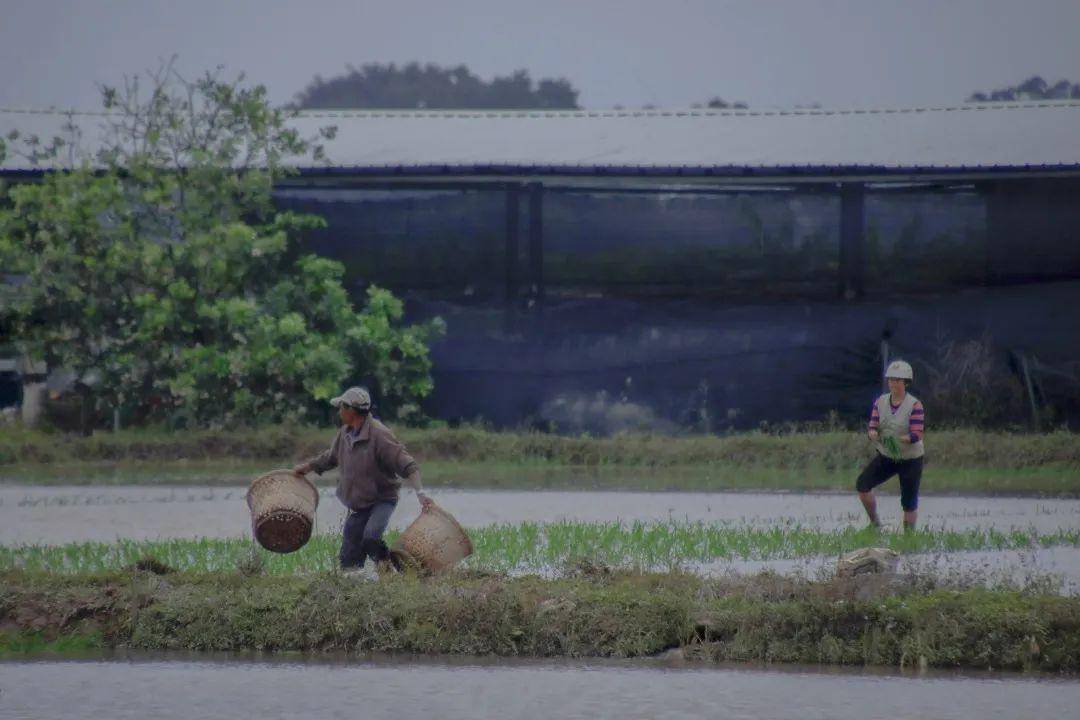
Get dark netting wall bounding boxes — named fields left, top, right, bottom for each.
left=273, top=188, right=507, bottom=300
left=274, top=183, right=1080, bottom=304
left=270, top=183, right=1080, bottom=428
left=277, top=188, right=847, bottom=302
left=986, top=179, right=1080, bottom=284
left=542, top=192, right=840, bottom=300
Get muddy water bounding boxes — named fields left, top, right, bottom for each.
left=2, top=655, right=1077, bottom=720
left=4, top=486, right=1079, bottom=544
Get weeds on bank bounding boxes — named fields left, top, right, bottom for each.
left=2, top=522, right=1077, bottom=575
left=5, top=462, right=1079, bottom=494
left=3, top=425, right=1079, bottom=473
left=0, top=630, right=103, bottom=655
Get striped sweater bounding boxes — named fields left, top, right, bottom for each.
left=869, top=395, right=925, bottom=443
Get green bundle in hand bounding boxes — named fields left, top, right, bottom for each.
left=882, top=436, right=902, bottom=461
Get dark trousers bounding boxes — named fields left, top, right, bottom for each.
left=340, top=500, right=397, bottom=569
left=856, top=454, right=924, bottom=511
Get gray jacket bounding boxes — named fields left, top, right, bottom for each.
left=308, top=418, right=420, bottom=510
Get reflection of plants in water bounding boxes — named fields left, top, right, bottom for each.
left=544, top=245, right=836, bottom=292
left=542, top=195, right=837, bottom=293
left=736, top=197, right=768, bottom=256
left=339, top=235, right=494, bottom=294
left=15, top=490, right=234, bottom=507
left=896, top=214, right=922, bottom=258
left=865, top=226, right=882, bottom=270
left=5, top=523, right=1076, bottom=575
left=867, top=213, right=985, bottom=289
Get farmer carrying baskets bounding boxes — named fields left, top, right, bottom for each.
left=294, top=386, right=433, bottom=578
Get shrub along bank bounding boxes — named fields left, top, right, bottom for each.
left=2, top=570, right=1078, bottom=672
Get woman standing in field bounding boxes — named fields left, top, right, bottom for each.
left=856, top=360, right=925, bottom=531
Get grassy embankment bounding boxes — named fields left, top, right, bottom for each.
left=1, top=426, right=1078, bottom=494
left=3, top=569, right=1078, bottom=672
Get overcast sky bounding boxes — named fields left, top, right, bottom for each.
left=3, top=0, right=1079, bottom=111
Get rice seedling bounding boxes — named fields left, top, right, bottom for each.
left=2, top=522, right=1077, bottom=575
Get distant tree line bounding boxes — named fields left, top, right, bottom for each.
left=294, top=62, right=754, bottom=111
left=294, top=62, right=580, bottom=110
left=294, top=65, right=1080, bottom=111
left=697, top=97, right=748, bottom=109
left=968, top=75, right=1080, bottom=102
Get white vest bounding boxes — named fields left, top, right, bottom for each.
left=873, top=393, right=925, bottom=460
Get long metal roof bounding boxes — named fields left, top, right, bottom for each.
left=3, top=102, right=1080, bottom=181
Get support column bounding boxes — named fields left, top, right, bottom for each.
left=838, top=182, right=865, bottom=299
left=505, top=185, right=520, bottom=303
left=528, top=182, right=545, bottom=305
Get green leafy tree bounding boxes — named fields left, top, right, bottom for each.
left=0, top=61, right=443, bottom=429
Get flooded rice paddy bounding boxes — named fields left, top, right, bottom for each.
left=2, top=654, right=1078, bottom=719
left=4, top=484, right=1080, bottom=590
left=5, top=485, right=1080, bottom=544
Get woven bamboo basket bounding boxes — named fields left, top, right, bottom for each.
left=246, top=470, right=320, bottom=553
left=391, top=502, right=473, bottom=572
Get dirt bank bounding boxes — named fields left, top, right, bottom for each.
left=3, top=569, right=1078, bottom=672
